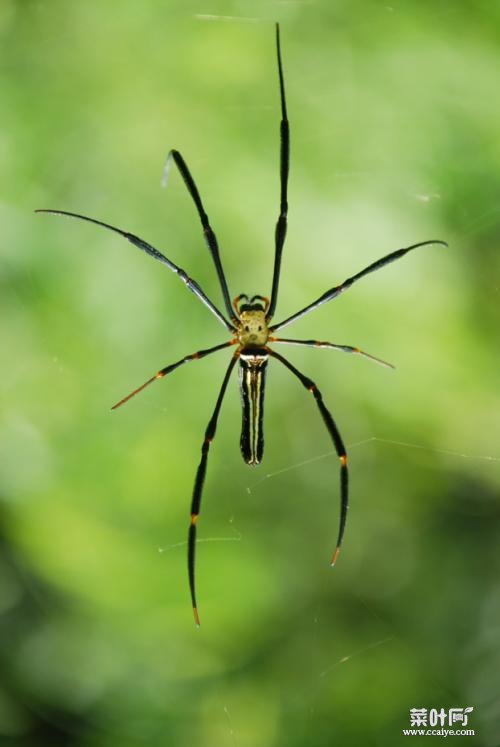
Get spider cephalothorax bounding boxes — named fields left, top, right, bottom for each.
left=37, top=23, right=446, bottom=626
left=234, top=294, right=270, bottom=348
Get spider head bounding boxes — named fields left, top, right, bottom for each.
left=234, top=295, right=270, bottom=347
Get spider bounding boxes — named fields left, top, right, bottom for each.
left=37, top=24, right=446, bottom=625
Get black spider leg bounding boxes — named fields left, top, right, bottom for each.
left=35, top=209, right=234, bottom=332
left=270, top=239, right=448, bottom=332
left=268, top=348, right=348, bottom=566
left=269, top=337, right=394, bottom=369
left=162, top=150, right=238, bottom=326
left=188, top=352, right=239, bottom=626
left=267, top=22, right=290, bottom=321
left=111, top=340, right=237, bottom=410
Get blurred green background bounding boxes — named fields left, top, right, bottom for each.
left=1, top=1, right=499, bottom=745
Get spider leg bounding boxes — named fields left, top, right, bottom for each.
left=232, top=294, right=249, bottom=316
left=268, top=348, right=348, bottom=566
left=111, top=340, right=237, bottom=410
left=162, top=149, right=237, bottom=325
left=35, top=209, right=234, bottom=332
left=270, top=239, right=448, bottom=332
left=267, top=23, right=290, bottom=320
left=188, top=352, right=239, bottom=626
left=269, top=337, right=394, bottom=369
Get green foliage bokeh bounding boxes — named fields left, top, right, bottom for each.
left=1, top=1, right=499, bottom=745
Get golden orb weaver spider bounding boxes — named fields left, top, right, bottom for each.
left=37, top=24, right=446, bottom=625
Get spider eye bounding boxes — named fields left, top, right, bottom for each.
left=258, top=326, right=262, bottom=331
left=245, top=325, right=250, bottom=332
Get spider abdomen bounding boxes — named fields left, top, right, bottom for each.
left=238, top=351, right=268, bottom=466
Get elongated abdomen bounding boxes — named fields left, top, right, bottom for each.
left=238, top=352, right=268, bottom=466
